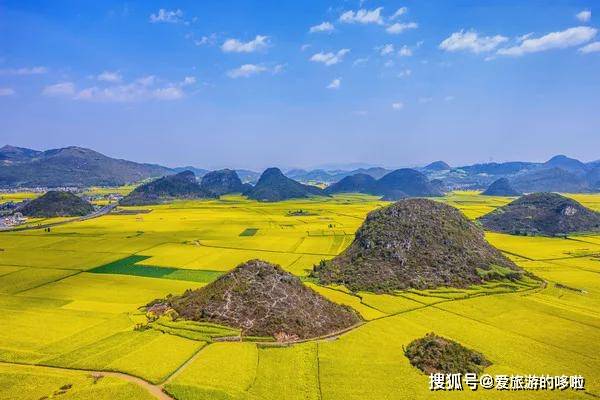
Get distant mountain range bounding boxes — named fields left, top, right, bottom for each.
left=424, top=155, right=599, bottom=193
left=286, top=167, right=390, bottom=183
left=0, top=145, right=171, bottom=187
left=1, top=144, right=598, bottom=193
left=0, top=145, right=259, bottom=188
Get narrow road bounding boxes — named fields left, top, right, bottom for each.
left=0, top=203, right=117, bottom=232
left=0, top=361, right=173, bottom=400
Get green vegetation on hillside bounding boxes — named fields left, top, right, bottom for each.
left=312, top=198, right=525, bottom=292
left=405, top=332, right=491, bottom=374
left=120, top=171, right=214, bottom=205
left=18, top=190, right=94, bottom=217
left=245, top=167, right=325, bottom=202
left=479, top=192, right=600, bottom=236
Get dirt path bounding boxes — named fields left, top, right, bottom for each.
left=0, top=361, right=173, bottom=400
left=0, top=283, right=546, bottom=400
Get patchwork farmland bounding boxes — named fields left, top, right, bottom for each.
left=1, top=192, right=599, bottom=399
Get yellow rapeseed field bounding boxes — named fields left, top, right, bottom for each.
left=1, top=191, right=598, bottom=399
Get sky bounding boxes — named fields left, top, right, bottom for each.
left=1, top=0, right=599, bottom=170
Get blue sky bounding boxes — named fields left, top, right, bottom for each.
left=1, top=0, right=599, bottom=170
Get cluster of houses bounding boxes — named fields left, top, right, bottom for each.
left=83, top=193, right=124, bottom=203
left=0, top=212, right=27, bottom=228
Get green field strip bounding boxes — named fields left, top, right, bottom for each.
left=239, top=228, right=259, bottom=236
left=88, top=255, right=223, bottom=283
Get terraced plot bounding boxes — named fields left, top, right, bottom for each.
left=1, top=192, right=599, bottom=399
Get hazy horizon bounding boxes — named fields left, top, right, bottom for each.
left=1, top=0, right=599, bottom=170
left=2, top=142, right=598, bottom=172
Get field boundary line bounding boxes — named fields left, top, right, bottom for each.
left=244, top=343, right=260, bottom=393
left=12, top=270, right=82, bottom=294
left=429, top=301, right=598, bottom=362
left=195, top=241, right=334, bottom=257
left=316, top=342, right=324, bottom=400
left=160, top=342, right=212, bottom=385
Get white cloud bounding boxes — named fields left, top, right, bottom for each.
left=386, top=22, right=418, bottom=34
left=517, top=33, right=534, bottom=42
left=398, top=69, right=411, bottom=77
left=310, top=49, right=350, bottom=66
left=579, top=41, right=600, bottom=53
left=0, top=88, right=15, bottom=96
left=390, top=7, right=408, bottom=20
left=97, top=71, right=122, bottom=83
left=497, top=26, right=597, bottom=56
left=398, top=45, right=412, bottom=56
left=273, top=64, right=285, bottom=74
left=576, top=10, right=591, bottom=23
left=327, top=78, right=341, bottom=89
left=149, top=9, right=183, bottom=24
left=379, top=44, right=394, bottom=56
left=340, top=8, right=384, bottom=25
left=227, top=64, right=268, bottom=78
left=152, top=87, right=184, bottom=100
left=353, top=57, right=369, bottom=66
left=43, top=76, right=189, bottom=102
left=439, top=30, right=508, bottom=53
left=75, top=85, right=181, bottom=102
left=42, top=82, right=75, bottom=97
left=181, top=76, right=196, bottom=86
left=136, top=75, right=156, bottom=86
left=392, top=102, right=404, bottom=110
left=384, top=60, right=394, bottom=68
left=310, top=22, right=334, bottom=33
left=0, top=66, right=47, bottom=75
left=221, top=35, right=269, bottom=53
left=194, top=34, right=217, bottom=46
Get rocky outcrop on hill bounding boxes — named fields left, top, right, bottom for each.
left=312, top=199, right=523, bottom=292
left=18, top=191, right=94, bottom=217
left=245, top=168, right=325, bottom=202
left=478, top=192, right=600, bottom=236
left=165, top=259, right=361, bottom=340
left=120, top=171, right=214, bottom=205
left=199, top=169, right=245, bottom=196
left=482, top=178, right=521, bottom=196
